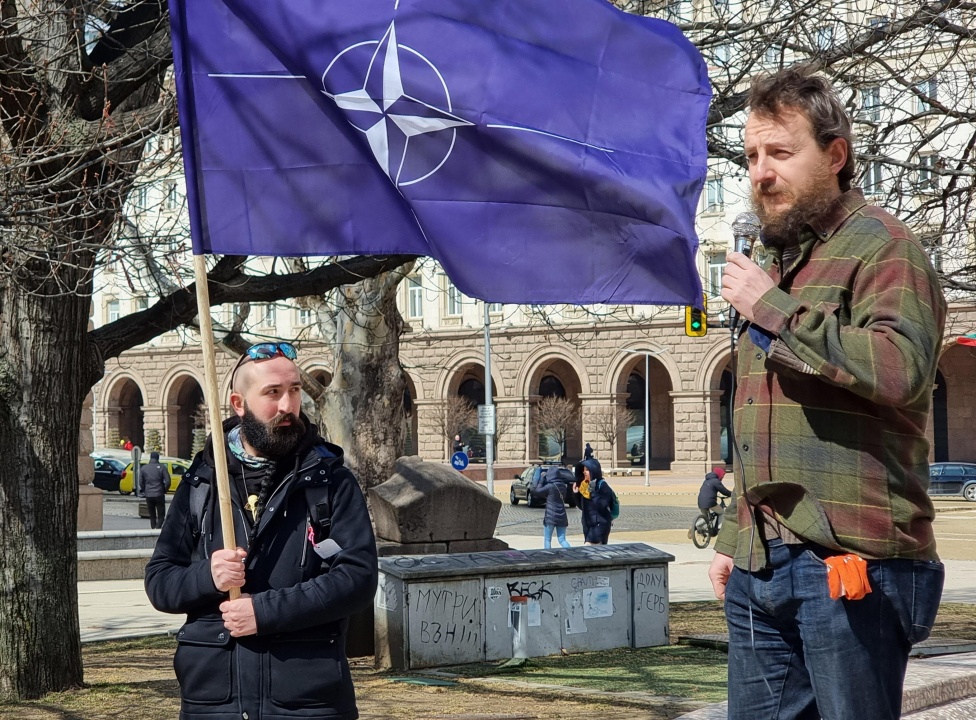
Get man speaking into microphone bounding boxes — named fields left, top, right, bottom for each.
left=711, top=66, right=946, bottom=720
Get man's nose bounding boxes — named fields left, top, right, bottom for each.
left=752, top=157, right=776, bottom=186
left=280, top=393, right=301, bottom=416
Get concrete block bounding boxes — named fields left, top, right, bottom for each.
left=78, top=549, right=153, bottom=581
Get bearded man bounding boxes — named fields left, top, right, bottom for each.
left=146, top=343, right=377, bottom=719
left=712, top=67, right=946, bottom=720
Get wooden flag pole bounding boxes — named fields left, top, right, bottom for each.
left=193, top=254, right=241, bottom=601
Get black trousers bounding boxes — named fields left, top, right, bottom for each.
left=146, top=495, right=166, bottom=529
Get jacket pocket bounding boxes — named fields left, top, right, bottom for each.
left=174, top=617, right=234, bottom=704
left=267, top=630, right=348, bottom=708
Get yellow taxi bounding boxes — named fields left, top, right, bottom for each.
left=119, top=456, right=192, bottom=495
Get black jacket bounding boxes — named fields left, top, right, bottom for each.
left=532, top=467, right=571, bottom=528
left=571, top=478, right=614, bottom=542
left=144, top=417, right=378, bottom=720
left=698, top=472, right=731, bottom=512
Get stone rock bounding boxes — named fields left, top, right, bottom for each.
left=369, top=456, right=501, bottom=543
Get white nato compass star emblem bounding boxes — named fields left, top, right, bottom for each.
left=321, top=22, right=472, bottom=187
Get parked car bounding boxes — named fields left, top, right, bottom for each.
left=91, top=455, right=127, bottom=492
left=928, top=462, right=976, bottom=502
left=118, top=456, right=191, bottom=495
left=510, top=463, right=576, bottom=508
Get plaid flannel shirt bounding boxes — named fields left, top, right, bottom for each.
left=714, top=189, right=946, bottom=571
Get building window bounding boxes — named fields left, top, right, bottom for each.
left=487, top=302, right=503, bottom=313
left=713, top=0, right=729, bottom=14
left=713, top=44, right=730, bottom=68
left=132, top=185, right=148, bottom=213
left=815, top=26, right=834, bottom=50
left=163, top=182, right=178, bottom=211
left=106, top=299, right=120, bottom=323
left=230, top=303, right=247, bottom=324
left=707, top=252, right=726, bottom=297
left=259, top=303, right=276, bottom=327
left=860, top=86, right=880, bottom=121
left=297, top=307, right=312, bottom=325
left=919, top=154, right=940, bottom=191
left=764, top=44, right=782, bottom=66
left=134, top=297, right=149, bottom=312
left=863, top=161, right=884, bottom=196
left=446, top=280, right=463, bottom=317
left=665, top=0, right=691, bottom=22
left=705, top=177, right=724, bottom=212
left=916, top=77, right=938, bottom=112
left=408, top=276, right=423, bottom=318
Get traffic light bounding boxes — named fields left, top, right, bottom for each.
left=685, top=295, right=707, bottom=337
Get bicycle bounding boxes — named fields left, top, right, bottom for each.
left=690, top=499, right=726, bottom=549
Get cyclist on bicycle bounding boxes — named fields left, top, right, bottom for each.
left=697, top=466, right=731, bottom=534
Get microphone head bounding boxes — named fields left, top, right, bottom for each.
left=732, top=212, right=761, bottom=238
left=732, top=211, right=761, bottom=256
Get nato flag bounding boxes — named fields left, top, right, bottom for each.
left=169, top=0, right=711, bottom=305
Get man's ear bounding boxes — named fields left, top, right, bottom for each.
left=827, top=137, right=848, bottom=176
left=229, top=391, right=246, bottom=417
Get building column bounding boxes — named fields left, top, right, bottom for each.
left=669, top=390, right=720, bottom=474
left=78, top=388, right=103, bottom=531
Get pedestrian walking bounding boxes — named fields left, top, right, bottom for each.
left=140, top=452, right=170, bottom=530
left=533, top=466, right=573, bottom=549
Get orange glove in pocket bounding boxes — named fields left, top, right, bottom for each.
left=825, top=554, right=872, bottom=601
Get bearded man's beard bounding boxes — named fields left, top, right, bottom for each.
left=239, top=405, right=305, bottom=459
left=752, top=162, right=839, bottom=249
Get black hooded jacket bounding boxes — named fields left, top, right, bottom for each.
left=144, top=416, right=378, bottom=720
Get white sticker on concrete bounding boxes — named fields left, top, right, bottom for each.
left=583, top=587, right=613, bottom=618
left=564, top=593, right=587, bottom=634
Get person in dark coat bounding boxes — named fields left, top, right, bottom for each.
left=140, top=451, right=171, bottom=529
left=533, top=466, right=572, bottom=549
left=145, top=345, right=377, bottom=720
left=571, top=458, right=614, bottom=545
left=698, top=466, right=731, bottom=514
left=583, top=443, right=594, bottom=460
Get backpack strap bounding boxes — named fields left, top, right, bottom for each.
left=184, top=459, right=213, bottom=541
left=304, top=482, right=332, bottom=541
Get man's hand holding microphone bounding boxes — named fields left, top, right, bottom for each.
left=722, top=212, right=774, bottom=326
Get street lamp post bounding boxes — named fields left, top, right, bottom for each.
left=621, top=348, right=668, bottom=487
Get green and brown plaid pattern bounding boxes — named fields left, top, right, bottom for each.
left=714, top=189, right=947, bottom=571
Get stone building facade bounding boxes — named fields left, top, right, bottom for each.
left=93, top=302, right=976, bottom=475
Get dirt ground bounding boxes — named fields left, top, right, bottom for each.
left=1, top=601, right=973, bottom=719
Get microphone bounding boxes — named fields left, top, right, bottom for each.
left=729, top=212, right=761, bottom=332
left=732, top=211, right=761, bottom=258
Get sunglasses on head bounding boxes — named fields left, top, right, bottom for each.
left=231, top=342, right=298, bottom=389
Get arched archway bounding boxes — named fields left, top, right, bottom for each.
left=445, top=363, right=496, bottom=461
left=107, top=378, right=145, bottom=449
left=166, top=375, right=204, bottom=459
left=528, top=358, right=584, bottom=462
left=613, top=355, right=674, bottom=469
left=936, top=344, right=976, bottom=462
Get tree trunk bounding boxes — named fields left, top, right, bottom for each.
left=322, top=266, right=412, bottom=489
left=0, top=281, right=93, bottom=699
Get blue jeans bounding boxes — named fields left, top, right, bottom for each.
left=543, top=524, right=570, bottom=549
left=725, top=539, right=944, bottom=720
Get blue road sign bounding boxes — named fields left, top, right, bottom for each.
left=451, top=452, right=469, bottom=471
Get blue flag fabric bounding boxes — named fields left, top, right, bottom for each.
left=169, top=0, right=711, bottom=305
